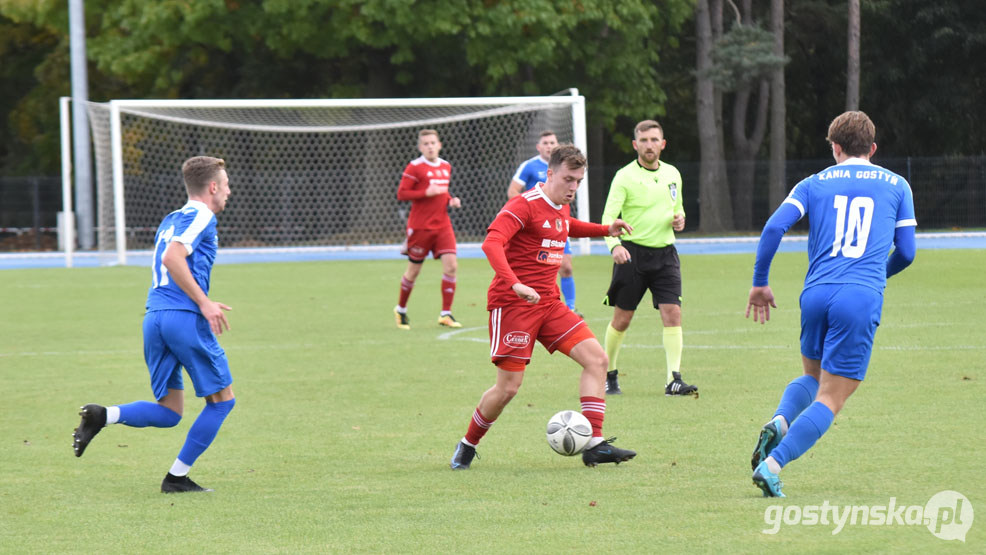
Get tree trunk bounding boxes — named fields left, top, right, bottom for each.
left=730, top=79, right=770, bottom=230
left=696, top=0, right=733, bottom=233
left=588, top=122, right=606, bottom=221
left=846, top=0, right=860, bottom=110
left=768, top=0, right=787, bottom=211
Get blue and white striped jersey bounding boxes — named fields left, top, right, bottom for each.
left=146, top=200, right=218, bottom=313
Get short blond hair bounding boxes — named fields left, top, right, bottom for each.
left=826, top=111, right=875, bottom=157
left=418, top=129, right=439, bottom=139
left=181, top=156, right=225, bottom=195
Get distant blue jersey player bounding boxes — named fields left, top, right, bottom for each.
left=73, top=156, right=237, bottom=494
left=507, top=131, right=580, bottom=314
left=746, top=111, right=916, bottom=497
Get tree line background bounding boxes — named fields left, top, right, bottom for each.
left=1, top=0, right=984, bottom=234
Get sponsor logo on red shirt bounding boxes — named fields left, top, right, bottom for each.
left=503, top=331, right=532, bottom=348
left=537, top=250, right=563, bottom=265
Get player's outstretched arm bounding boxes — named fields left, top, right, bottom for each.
left=607, top=218, right=633, bottom=237
left=746, top=286, right=776, bottom=324
left=567, top=218, right=631, bottom=239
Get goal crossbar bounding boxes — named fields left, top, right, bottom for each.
left=80, top=93, right=589, bottom=265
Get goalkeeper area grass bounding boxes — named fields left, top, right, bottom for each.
left=1, top=250, right=982, bottom=551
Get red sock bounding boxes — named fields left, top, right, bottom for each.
left=398, top=277, right=414, bottom=309
left=441, top=274, right=456, bottom=312
left=580, top=396, right=605, bottom=438
left=464, top=407, right=494, bottom=446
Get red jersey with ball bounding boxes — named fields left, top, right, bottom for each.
left=485, top=185, right=580, bottom=309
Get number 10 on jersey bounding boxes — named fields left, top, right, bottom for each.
left=831, top=195, right=873, bottom=258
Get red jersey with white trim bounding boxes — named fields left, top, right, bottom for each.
left=485, top=185, right=608, bottom=309
left=397, top=156, right=452, bottom=230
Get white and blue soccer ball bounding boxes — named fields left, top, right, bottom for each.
left=546, top=410, right=592, bottom=456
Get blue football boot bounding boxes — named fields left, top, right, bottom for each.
left=752, top=460, right=786, bottom=498
left=751, top=417, right=784, bottom=471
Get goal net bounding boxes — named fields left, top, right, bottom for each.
left=83, top=95, right=588, bottom=264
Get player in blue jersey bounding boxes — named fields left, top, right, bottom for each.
left=72, top=156, right=236, bottom=493
left=745, top=111, right=917, bottom=497
left=507, top=131, right=581, bottom=316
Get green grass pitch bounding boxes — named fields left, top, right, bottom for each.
left=1, top=249, right=982, bottom=552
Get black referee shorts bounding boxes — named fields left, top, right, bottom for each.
left=603, top=241, right=682, bottom=310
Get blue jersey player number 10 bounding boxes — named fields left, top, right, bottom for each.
left=744, top=111, right=916, bottom=498
left=830, top=194, right=874, bottom=258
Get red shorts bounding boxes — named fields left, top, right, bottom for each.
left=489, top=300, right=595, bottom=369
left=405, top=226, right=456, bottom=262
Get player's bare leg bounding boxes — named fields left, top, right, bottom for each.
left=437, top=254, right=461, bottom=327
left=451, top=366, right=524, bottom=469
left=395, top=260, right=423, bottom=330
left=815, top=369, right=860, bottom=416
left=476, top=366, right=524, bottom=421
left=568, top=339, right=636, bottom=466
left=604, top=307, right=635, bottom=394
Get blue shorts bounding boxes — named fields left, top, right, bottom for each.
left=799, top=284, right=883, bottom=381
left=142, top=309, right=233, bottom=399
left=563, top=239, right=573, bottom=255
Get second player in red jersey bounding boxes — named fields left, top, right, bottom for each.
left=393, top=129, right=463, bottom=330
left=450, top=144, right=639, bottom=470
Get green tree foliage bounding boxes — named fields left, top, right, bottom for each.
left=0, top=11, right=63, bottom=175
left=703, top=23, right=786, bottom=92
left=861, top=0, right=986, bottom=156
left=0, top=0, right=692, bottom=175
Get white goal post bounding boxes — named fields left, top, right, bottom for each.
left=75, top=92, right=590, bottom=265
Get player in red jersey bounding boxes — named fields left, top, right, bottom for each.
left=394, top=129, right=463, bottom=330
left=450, top=144, right=638, bottom=469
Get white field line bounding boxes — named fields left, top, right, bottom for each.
left=2, top=334, right=980, bottom=358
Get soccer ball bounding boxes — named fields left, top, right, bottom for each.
left=546, top=410, right=592, bottom=456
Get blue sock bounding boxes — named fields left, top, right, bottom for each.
left=560, top=276, right=576, bottom=309
left=118, top=401, right=181, bottom=428
left=774, top=374, right=819, bottom=426
left=176, top=398, right=236, bottom=467
left=769, top=401, right=834, bottom=468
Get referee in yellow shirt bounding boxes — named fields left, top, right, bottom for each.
left=600, top=120, right=697, bottom=397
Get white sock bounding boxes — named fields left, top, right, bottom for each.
left=460, top=438, right=476, bottom=447
left=586, top=437, right=604, bottom=449
left=774, top=415, right=789, bottom=435
left=766, top=456, right=782, bottom=475
left=105, top=406, right=120, bottom=425
left=441, top=310, right=452, bottom=316
left=169, top=459, right=191, bottom=477
left=394, top=305, right=407, bottom=314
